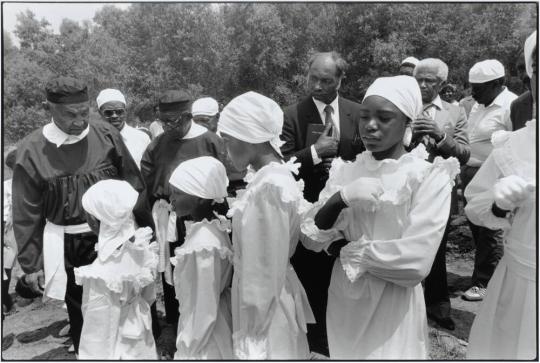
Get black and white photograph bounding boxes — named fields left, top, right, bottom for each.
left=1, top=1, right=537, bottom=360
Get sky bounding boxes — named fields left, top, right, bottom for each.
left=3, top=2, right=131, bottom=43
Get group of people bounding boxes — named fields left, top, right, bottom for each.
left=3, top=30, right=536, bottom=360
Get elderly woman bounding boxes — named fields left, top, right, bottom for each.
left=168, top=157, right=233, bottom=359
left=218, top=91, right=314, bottom=359
left=465, top=31, right=536, bottom=360
left=301, top=76, right=459, bottom=359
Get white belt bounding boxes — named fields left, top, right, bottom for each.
left=43, top=221, right=91, bottom=300
left=152, top=200, right=176, bottom=285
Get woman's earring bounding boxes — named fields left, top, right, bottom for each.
left=403, top=126, right=412, bottom=147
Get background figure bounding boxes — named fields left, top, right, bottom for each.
left=149, top=105, right=165, bottom=139
left=461, top=60, right=517, bottom=301
left=440, top=83, right=459, bottom=105
left=3, top=148, right=18, bottom=317
left=399, top=56, right=419, bottom=76
left=412, top=59, right=470, bottom=331
left=465, top=31, right=536, bottom=359
left=281, top=51, right=364, bottom=356
left=96, top=89, right=151, bottom=169
left=192, top=97, right=220, bottom=133
left=510, top=52, right=533, bottom=131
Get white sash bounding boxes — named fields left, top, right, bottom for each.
left=43, top=221, right=91, bottom=300
left=151, top=200, right=176, bottom=285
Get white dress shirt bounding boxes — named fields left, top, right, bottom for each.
left=466, top=87, right=518, bottom=167
left=120, top=123, right=151, bottom=169
left=42, top=120, right=90, bottom=147
left=310, top=96, right=340, bottom=165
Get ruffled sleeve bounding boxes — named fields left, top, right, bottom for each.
left=231, top=183, right=294, bottom=359
left=170, top=231, right=232, bottom=360
left=300, top=158, right=348, bottom=252
left=464, top=154, right=511, bottom=230
left=339, top=158, right=459, bottom=287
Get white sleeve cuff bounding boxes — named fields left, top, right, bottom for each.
left=311, top=145, right=322, bottom=165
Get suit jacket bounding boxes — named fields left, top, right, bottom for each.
left=510, top=91, right=533, bottom=131
left=281, top=95, right=364, bottom=202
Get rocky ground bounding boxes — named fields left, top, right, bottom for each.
left=2, top=209, right=480, bottom=360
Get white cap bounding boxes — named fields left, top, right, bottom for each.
left=468, top=60, right=505, bottom=84
left=96, top=89, right=126, bottom=109
left=191, top=97, right=219, bottom=117
left=401, top=57, right=419, bottom=66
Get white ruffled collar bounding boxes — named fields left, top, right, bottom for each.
left=356, top=144, right=429, bottom=171
left=184, top=214, right=231, bottom=238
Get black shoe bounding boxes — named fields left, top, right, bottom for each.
left=427, top=311, right=455, bottom=330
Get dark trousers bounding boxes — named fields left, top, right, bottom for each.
left=2, top=268, right=13, bottom=313
left=424, top=216, right=451, bottom=315
left=163, top=239, right=180, bottom=325
left=291, top=243, right=334, bottom=356
left=461, top=165, right=503, bottom=288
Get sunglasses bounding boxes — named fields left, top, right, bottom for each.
left=103, top=109, right=125, bottom=117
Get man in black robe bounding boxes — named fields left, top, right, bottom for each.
left=140, top=90, right=230, bottom=340
left=12, top=76, right=154, bottom=355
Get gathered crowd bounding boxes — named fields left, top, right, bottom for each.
left=2, top=30, right=536, bottom=360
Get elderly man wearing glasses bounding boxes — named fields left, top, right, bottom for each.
left=97, top=89, right=151, bottom=169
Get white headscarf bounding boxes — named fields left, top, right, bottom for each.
left=82, top=179, right=138, bottom=261
left=363, top=75, right=423, bottom=121
left=524, top=31, right=537, bottom=79
left=96, top=89, right=126, bottom=109
left=169, top=156, right=229, bottom=203
left=218, top=91, right=284, bottom=156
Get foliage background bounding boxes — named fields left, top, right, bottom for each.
left=3, top=2, right=537, bottom=143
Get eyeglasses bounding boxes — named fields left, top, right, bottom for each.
left=103, top=109, right=125, bottom=118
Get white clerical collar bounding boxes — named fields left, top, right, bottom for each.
left=312, top=95, right=339, bottom=116
left=42, top=120, right=90, bottom=147
left=182, top=121, right=207, bottom=140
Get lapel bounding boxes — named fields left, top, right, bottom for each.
left=434, top=102, right=450, bottom=129
left=338, top=96, right=353, bottom=143
left=299, top=97, right=323, bottom=126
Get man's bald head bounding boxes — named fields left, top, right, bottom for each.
left=307, top=51, right=348, bottom=104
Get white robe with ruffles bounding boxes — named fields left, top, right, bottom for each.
left=465, top=120, right=536, bottom=360
left=301, top=145, right=459, bottom=359
left=75, top=228, right=159, bottom=360
left=170, top=217, right=234, bottom=360
left=228, top=161, right=315, bottom=359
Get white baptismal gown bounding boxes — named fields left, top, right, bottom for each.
left=228, top=161, right=315, bottom=359
left=301, top=145, right=459, bottom=359
left=75, top=228, right=159, bottom=360
left=465, top=120, right=536, bottom=360
left=170, top=217, right=234, bottom=359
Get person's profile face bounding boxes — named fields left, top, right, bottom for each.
left=415, top=68, right=444, bottom=103
left=170, top=188, right=200, bottom=217
left=358, top=95, right=408, bottom=155
left=307, top=58, right=341, bottom=104
left=159, top=110, right=192, bottom=138
left=221, top=132, right=251, bottom=170
left=470, top=81, right=497, bottom=106
left=99, top=101, right=127, bottom=131
left=48, top=101, right=90, bottom=135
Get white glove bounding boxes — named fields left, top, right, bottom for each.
left=340, top=177, right=384, bottom=207
left=493, top=175, right=534, bottom=211
left=133, top=226, right=153, bottom=246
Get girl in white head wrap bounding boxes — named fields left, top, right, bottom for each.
left=75, top=179, right=158, bottom=360
left=465, top=31, right=536, bottom=360
left=167, top=157, right=234, bottom=359
left=219, top=92, right=314, bottom=358
left=299, top=75, right=459, bottom=359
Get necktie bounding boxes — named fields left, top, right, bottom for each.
left=324, top=105, right=339, bottom=139
left=420, top=104, right=435, bottom=146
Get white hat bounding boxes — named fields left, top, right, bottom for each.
left=363, top=75, right=423, bottom=121
left=96, top=89, right=126, bottom=109
left=468, top=60, right=505, bottom=84
left=218, top=91, right=284, bottom=157
left=401, top=57, right=419, bottom=66
left=524, top=31, right=537, bottom=79
left=192, top=97, right=219, bottom=117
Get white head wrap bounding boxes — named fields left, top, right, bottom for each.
left=524, top=31, right=537, bottom=78
left=169, top=156, right=229, bottom=203
left=401, top=56, right=419, bottom=66
left=363, top=75, right=423, bottom=121
left=96, top=88, right=126, bottom=109
left=82, top=179, right=138, bottom=261
left=192, top=97, right=219, bottom=116
left=468, top=60, right=505, bottom=84
left=218, top=91, right=284, bottom=156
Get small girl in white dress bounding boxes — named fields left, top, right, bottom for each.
left=75, top=179, right=158, bottom=359
left=168, top=156, right=234, bottom=359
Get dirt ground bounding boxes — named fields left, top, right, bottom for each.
left=2, top=207, right=481, bottom=360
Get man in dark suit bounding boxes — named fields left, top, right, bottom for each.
left=412, top=58, right=470, bottom=331
left=281, top=51, right=363, bottom=356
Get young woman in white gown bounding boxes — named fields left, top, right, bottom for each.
left=168, top=156, right=234, bottom=359
left=465, top=31, right=537, bottom=360
left=301, top=76, right=460, bottom=359
left=75, top=180, right=158, bottom=359
left=218, top=91, right=315, bottom=359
